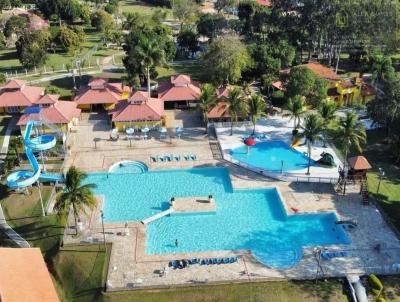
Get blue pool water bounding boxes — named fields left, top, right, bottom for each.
left=230, top=140, right=314, bottom=172
left=86, top=167, right=349, bottom=268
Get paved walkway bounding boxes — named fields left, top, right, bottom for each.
left=0, top=115, right=18, bottom=160
left=0, top=205, right=30, bottom=248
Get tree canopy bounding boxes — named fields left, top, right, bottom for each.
left=201, top=35, right=251, bottom=86
left=15, top=29, right=50, bottom=68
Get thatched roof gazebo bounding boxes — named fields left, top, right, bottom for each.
left=347, top=156, right=372, bottom=179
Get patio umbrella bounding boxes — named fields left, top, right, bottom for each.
left=158, top=127, right=167, bottom=133
left=244, top=137, right=256, bottom=153
left=141, top=127, right=150, bottom=133
left=126, top=128, right=134, bottom=135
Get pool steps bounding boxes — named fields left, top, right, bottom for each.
left=109, top=160, right=148, bottom=173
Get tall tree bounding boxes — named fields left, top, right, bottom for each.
left=370, top=55, right=395, bottom=86
left=284, top=95, right=306, bottom=131
left=196, top=13, right=227, bottom=41
left=248, top=94, right=267, bottom=135
left=123, top=22, right=175, bottom=89
left=173, top=0, right=198, bottom=29
left=299, top=113, right=323, bottom=175
left=54, top=166, right=97, bottom=234
left=196, top=83, right=216, bottom=131
left=227, top=87, right=247, bottom=135
left=285, top=66, right=327, bottom=106
left=369, top=76, right=400, bottom=137
left=91, top=9, right=114, bottom=32
left=3, top=15, right=28, bottom=38
left=318, top=99, right=337, bottom=147
left=334, top=112, right=366, bottom=169
left=135, top=36, right=164, bottom=95
left=201, top=35, right=251, bottom=86
left=15, top=30, right=50, bottom=69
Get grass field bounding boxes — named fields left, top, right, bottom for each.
left=102, top=280, right=348, bottom=302
left=157, top=59, right=203, bottom=81
left=0, top=183, right=63, bottom=255
left=361, top=129, right=400, bottom=230
left=51, top=244, right=111, bottom=302
left=0, top=28, right=117, bottom=75
left=120, top=0, right=172, bottom=17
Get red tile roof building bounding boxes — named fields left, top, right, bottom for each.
left=281, top=62, right=341, bottom=82
left=158, top=75, right=201, bottom=106
left=256, top=0, right=272, bottom=7
left=0, top=248, right=60, bottom=302
left=0, top=79, right=55, bottom=113
left=18, top=101, right=81, bottom=128
left=74, top=78, right=129, bottom=110
left=110, top=91, right=164, bottom=130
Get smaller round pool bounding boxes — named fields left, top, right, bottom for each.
left=230, top=140, right=314, bottom=172
left=109, top=161, right=148, bottom=174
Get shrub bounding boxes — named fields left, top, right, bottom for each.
left=368, top=274, right=384, bottom=297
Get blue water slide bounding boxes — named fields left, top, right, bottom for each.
left=6, top=119, right=63, bottom=189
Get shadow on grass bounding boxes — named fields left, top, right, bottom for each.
left=294, top=279, right=345, bottom=301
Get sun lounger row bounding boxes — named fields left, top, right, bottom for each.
left=169, top=257, right=238, bottom=269
left=151, top=154, right=198, bottom=162
left=321, top=250, right=349, bottom=260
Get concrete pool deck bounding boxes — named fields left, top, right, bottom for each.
left=215, top=116, right=342, bottom=180
left=60, top=114, right=400, bottom=290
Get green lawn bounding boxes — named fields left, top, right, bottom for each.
left=157, top=59, right=203, bottom=81
left=103, top=280, right=347, bottom=302
left=0, top=28, right=118, bottom=74
left=120, top=0, right=172, bottom=17
left=361, top=129, right=400, bottom=230
left=51, top=244, right=111, bottom=302
left=0, top=183, right=63, bottom=256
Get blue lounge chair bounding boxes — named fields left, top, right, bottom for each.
left=223, top=258, right=229, bottom=264
left=212, top=258, right=217, bottom=264
left=184, top=154, right=191, bottom=161
left=321, top=250, right=349, bottom=260
left=176, top=154, right=182, bottom=161
left=217, top=258, right=222, bottom=264
left=191, top=154, right=198, bottom=160
left=151, top=155, right=159, bottom=162
left=169, top=154, right=174, bottom=161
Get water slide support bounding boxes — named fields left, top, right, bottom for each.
left=37, top=181, right=45, bottom=217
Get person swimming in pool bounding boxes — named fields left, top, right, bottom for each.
left=175, top=239, right=178, bottom=247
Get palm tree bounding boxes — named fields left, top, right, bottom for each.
left=335, top=112, right=366, bottom=169
left=318, top=100, right=337, bottom=147
left=54, top=166, right=97, bottom=235
left=196, top=84, right=216, bottom=132
left=299, top=114, right=323, bottom=175
left=284, top=95, right=306, bottom=131
left=227, top=87, right=248, bottom=135
left=248, top=95, right=267, bottom=135
left=135, top=36, right=165, bottom=96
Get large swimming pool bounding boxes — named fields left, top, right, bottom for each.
left=230, top=140, right=314, bottom=172
left=85, top=167, right=349, bottom=268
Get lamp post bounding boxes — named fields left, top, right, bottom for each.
left=376, top=168, right=385, bottom=194
left=100, top=210, right=106, bottom=252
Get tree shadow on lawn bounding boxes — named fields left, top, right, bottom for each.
left=294, top=279, right=346, bottom=302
